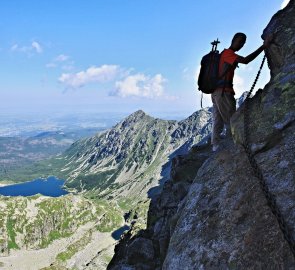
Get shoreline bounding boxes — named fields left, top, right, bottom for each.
left=0, top=175, right=66, bottom=186
left=0, top=181, right=16, bottom=187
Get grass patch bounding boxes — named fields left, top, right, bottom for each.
left=117, top=197, right=134, bottom=211
left=56, top=231, right=92, bottom=261
left=6, top=218, right=19, bottom=250
left=0, top=157, right=67, bottom=183
left=40, top=230, right=72, bottom=248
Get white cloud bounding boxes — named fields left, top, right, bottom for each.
left=61, top=64, right=75, bottom=71
left=111, top=73, right=166, bottom=99
left=10, top=41, right=43, bottom=55
left=162, top=94, right=179, bottom=101
left=46, top=62, right=57, bottom=68
left=281, top=0, right=290, bottom=8
left=32, top=41, right=43, bottom=53
left=240, top=64, right=253, bottom=71
left=46, top=54, right=71, bottom=69
left=58, top=65, right=120, bottom=88
left=182, top=67, right=189, bottom=73
left=10, top=44, right=30, bottom=53
left=55, top=54, right=69, bottom=62
left=10, top=44, right=19, bottom=51
left=58, top=64, right=171, bottom=100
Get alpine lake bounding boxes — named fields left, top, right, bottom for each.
left=0, top=176, right=69, bottom=197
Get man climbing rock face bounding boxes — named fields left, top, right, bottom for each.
left=211, top=32, right=273, bottom=152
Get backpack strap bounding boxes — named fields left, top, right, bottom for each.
left=219, top=64, right=234, bottom=96
left=201, top=92, right=203, bottom=108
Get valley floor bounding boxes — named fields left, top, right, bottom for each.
left=0, top=220, right=117, bottom=270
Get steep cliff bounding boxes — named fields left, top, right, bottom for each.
left=107, top=1, right=295, bottom=269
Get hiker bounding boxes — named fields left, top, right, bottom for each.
left=211, top=32, right=273, bottom=151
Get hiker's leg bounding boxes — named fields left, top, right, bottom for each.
left=211, top=92, right=224, bottom=146
left=215, top=92, right=236, bottom=137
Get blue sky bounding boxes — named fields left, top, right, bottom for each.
left=0, top=0, right=289, bottom=118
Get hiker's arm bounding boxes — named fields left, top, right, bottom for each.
left=236, top=45, right=265, bottom=64
left=237, top=34, right=274, bottom=64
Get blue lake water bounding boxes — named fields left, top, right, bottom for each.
left=0, top=176, right=69, bottom=197
left=111, top=225, right=131, bottom=240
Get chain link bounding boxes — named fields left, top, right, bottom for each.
left=243, top=54, right=295, bottom=258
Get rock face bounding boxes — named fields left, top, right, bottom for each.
left=107, top=1, right=295, bottom=269
left=231, top=0, right=295, bottom=146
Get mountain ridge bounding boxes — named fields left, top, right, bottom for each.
left=61, top=107, right=212, bottom=199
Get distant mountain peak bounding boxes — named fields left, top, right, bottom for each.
left=237, top=91, right=251, bottom=108
left=132, top=109, right=148, bottom=117
left=111, top=109, right=154, bottom=131
left=125, top=109, right=153, bottom=122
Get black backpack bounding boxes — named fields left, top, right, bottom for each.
left=198, top=39, right=222, bottom=94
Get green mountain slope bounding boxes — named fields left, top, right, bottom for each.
left=59, top=109, right=212, bottom=201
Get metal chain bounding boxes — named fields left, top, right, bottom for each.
left=243, top=55, right=295, bottom=258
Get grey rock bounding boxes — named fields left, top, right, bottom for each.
left=274, top=111, right=295, bottom=130
left=110, top=265, right=136, bottom=270
left=250, top=141, right=267, bottom=154
left=126, top=237, right=155, bottom=265
left=162, top=140, right=295, bottom=269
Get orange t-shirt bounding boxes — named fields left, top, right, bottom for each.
left=215, top=48, right=240, bottom=94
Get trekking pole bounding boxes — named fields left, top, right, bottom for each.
left=211, top=38, right=220, bottom=52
